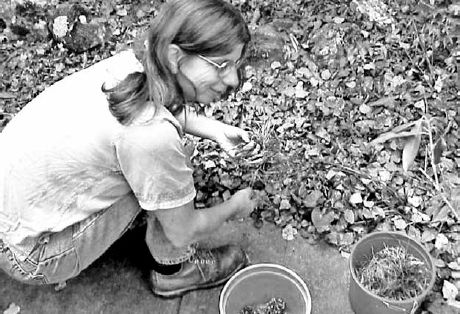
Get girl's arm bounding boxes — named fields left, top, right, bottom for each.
left=175, top=107, right=250, bottom=155
left=175, top=107, right=223, bottom=141
left=151, top=188, right=255, bottom=247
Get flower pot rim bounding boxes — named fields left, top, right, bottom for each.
left=349, top=231, right=436, bottom=304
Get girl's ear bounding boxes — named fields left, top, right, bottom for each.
left=167, top=44, right=182, bottom=74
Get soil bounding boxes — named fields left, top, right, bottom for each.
left=240, top=297, right=287, bottom=314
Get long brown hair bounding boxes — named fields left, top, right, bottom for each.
left=103, top=0, right=251, bottom=125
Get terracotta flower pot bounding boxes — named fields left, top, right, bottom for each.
left=349, top=231, right=436, bottom=314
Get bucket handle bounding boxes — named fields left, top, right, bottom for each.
left=382, top=300, right=418, bottom=313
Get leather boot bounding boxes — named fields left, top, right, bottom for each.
left=150, top=244, right=248, bottom=298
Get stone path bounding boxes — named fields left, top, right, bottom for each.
left=1, top=220, right=354, bottom=314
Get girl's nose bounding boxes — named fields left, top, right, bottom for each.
left=221, top=67, right=239, bottom=89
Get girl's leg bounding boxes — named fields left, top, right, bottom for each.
left=145, top=212, right=196, bottom=265
left=1, top=192, right=245, bottom=294
left=145, top=211, right=248, bottom=298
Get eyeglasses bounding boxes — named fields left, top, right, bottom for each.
left=197, top=54, right=243, bottom=77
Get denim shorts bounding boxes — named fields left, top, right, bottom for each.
left=0, top=194, right=195, bottom=285
left=0, top=224, right=81, bottom=285
left=0, top=238, right=48, bottom=285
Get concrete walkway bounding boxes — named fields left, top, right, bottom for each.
left=0, top=220, right=354, bottom=314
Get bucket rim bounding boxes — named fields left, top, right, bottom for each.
left=349, top=231, right=436, bottom=305
left=219, top=263, right=312, bottom=314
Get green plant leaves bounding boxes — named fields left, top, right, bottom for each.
left=402, top=120, right=422, bottom=171
left=370, top=120, right=422, bottom=145
left=433, top=137, right=447, bottom=165
left=311, top=208, right=335, bottom=232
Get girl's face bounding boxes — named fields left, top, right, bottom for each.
left=176, top=43, right=244, bottom=104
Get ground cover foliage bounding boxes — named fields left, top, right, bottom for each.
left=0, top=0, right=459, bottom=311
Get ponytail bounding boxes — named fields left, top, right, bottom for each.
left=102, top=71, right=149, bottom=125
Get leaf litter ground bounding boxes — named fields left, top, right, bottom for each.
left=0, top=0, right=459, bottom=311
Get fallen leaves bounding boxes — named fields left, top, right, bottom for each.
left=349, top=192, right=363, bottom=205
left=0, top=92, right=15, bottom=99
left=435, top=233, right=449, bottom=251
left=352, top=0, right=395, bottom=26
left=442, top=280, right=460, bottom=309
left=2, top=303, right=20, bottom=314
left=1, top=0, right=458, bottom=311
left=311, top=208, right=335, bottom=233
left=281, top=224, right=297, bottom=241
left=302, top=190, right=323, bottom=208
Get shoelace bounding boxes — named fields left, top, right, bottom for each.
left=189, top=248, right=216, bottom=265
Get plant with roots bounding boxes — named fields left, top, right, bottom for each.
left=234, top=116, right=280, bottom=184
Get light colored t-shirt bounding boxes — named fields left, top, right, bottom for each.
left=0, top=50, right=196, bottom=259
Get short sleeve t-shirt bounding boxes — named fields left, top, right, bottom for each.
left=0, top=50, right=195, bottom=254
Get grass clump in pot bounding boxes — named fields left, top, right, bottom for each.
left=356, top=245, right=431, bottom=301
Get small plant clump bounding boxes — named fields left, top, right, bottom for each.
left=356, top=245, right=432, bottom=301
left=240, top=297, right=287, bottom=314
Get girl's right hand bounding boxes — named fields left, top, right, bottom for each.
left=230, top=187, right=258, bottom=220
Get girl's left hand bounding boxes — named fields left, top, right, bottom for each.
left=215, top=125, right=250, bottom=157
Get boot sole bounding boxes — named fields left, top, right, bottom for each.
left=151, top=260, right=247, bottom=299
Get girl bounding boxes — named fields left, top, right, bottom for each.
left=0, top=0, right=256, bottom=298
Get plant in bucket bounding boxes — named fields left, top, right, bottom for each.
left=219, top=263, right=312, bottom=314
left=348, top=231, right=436, bottom=314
